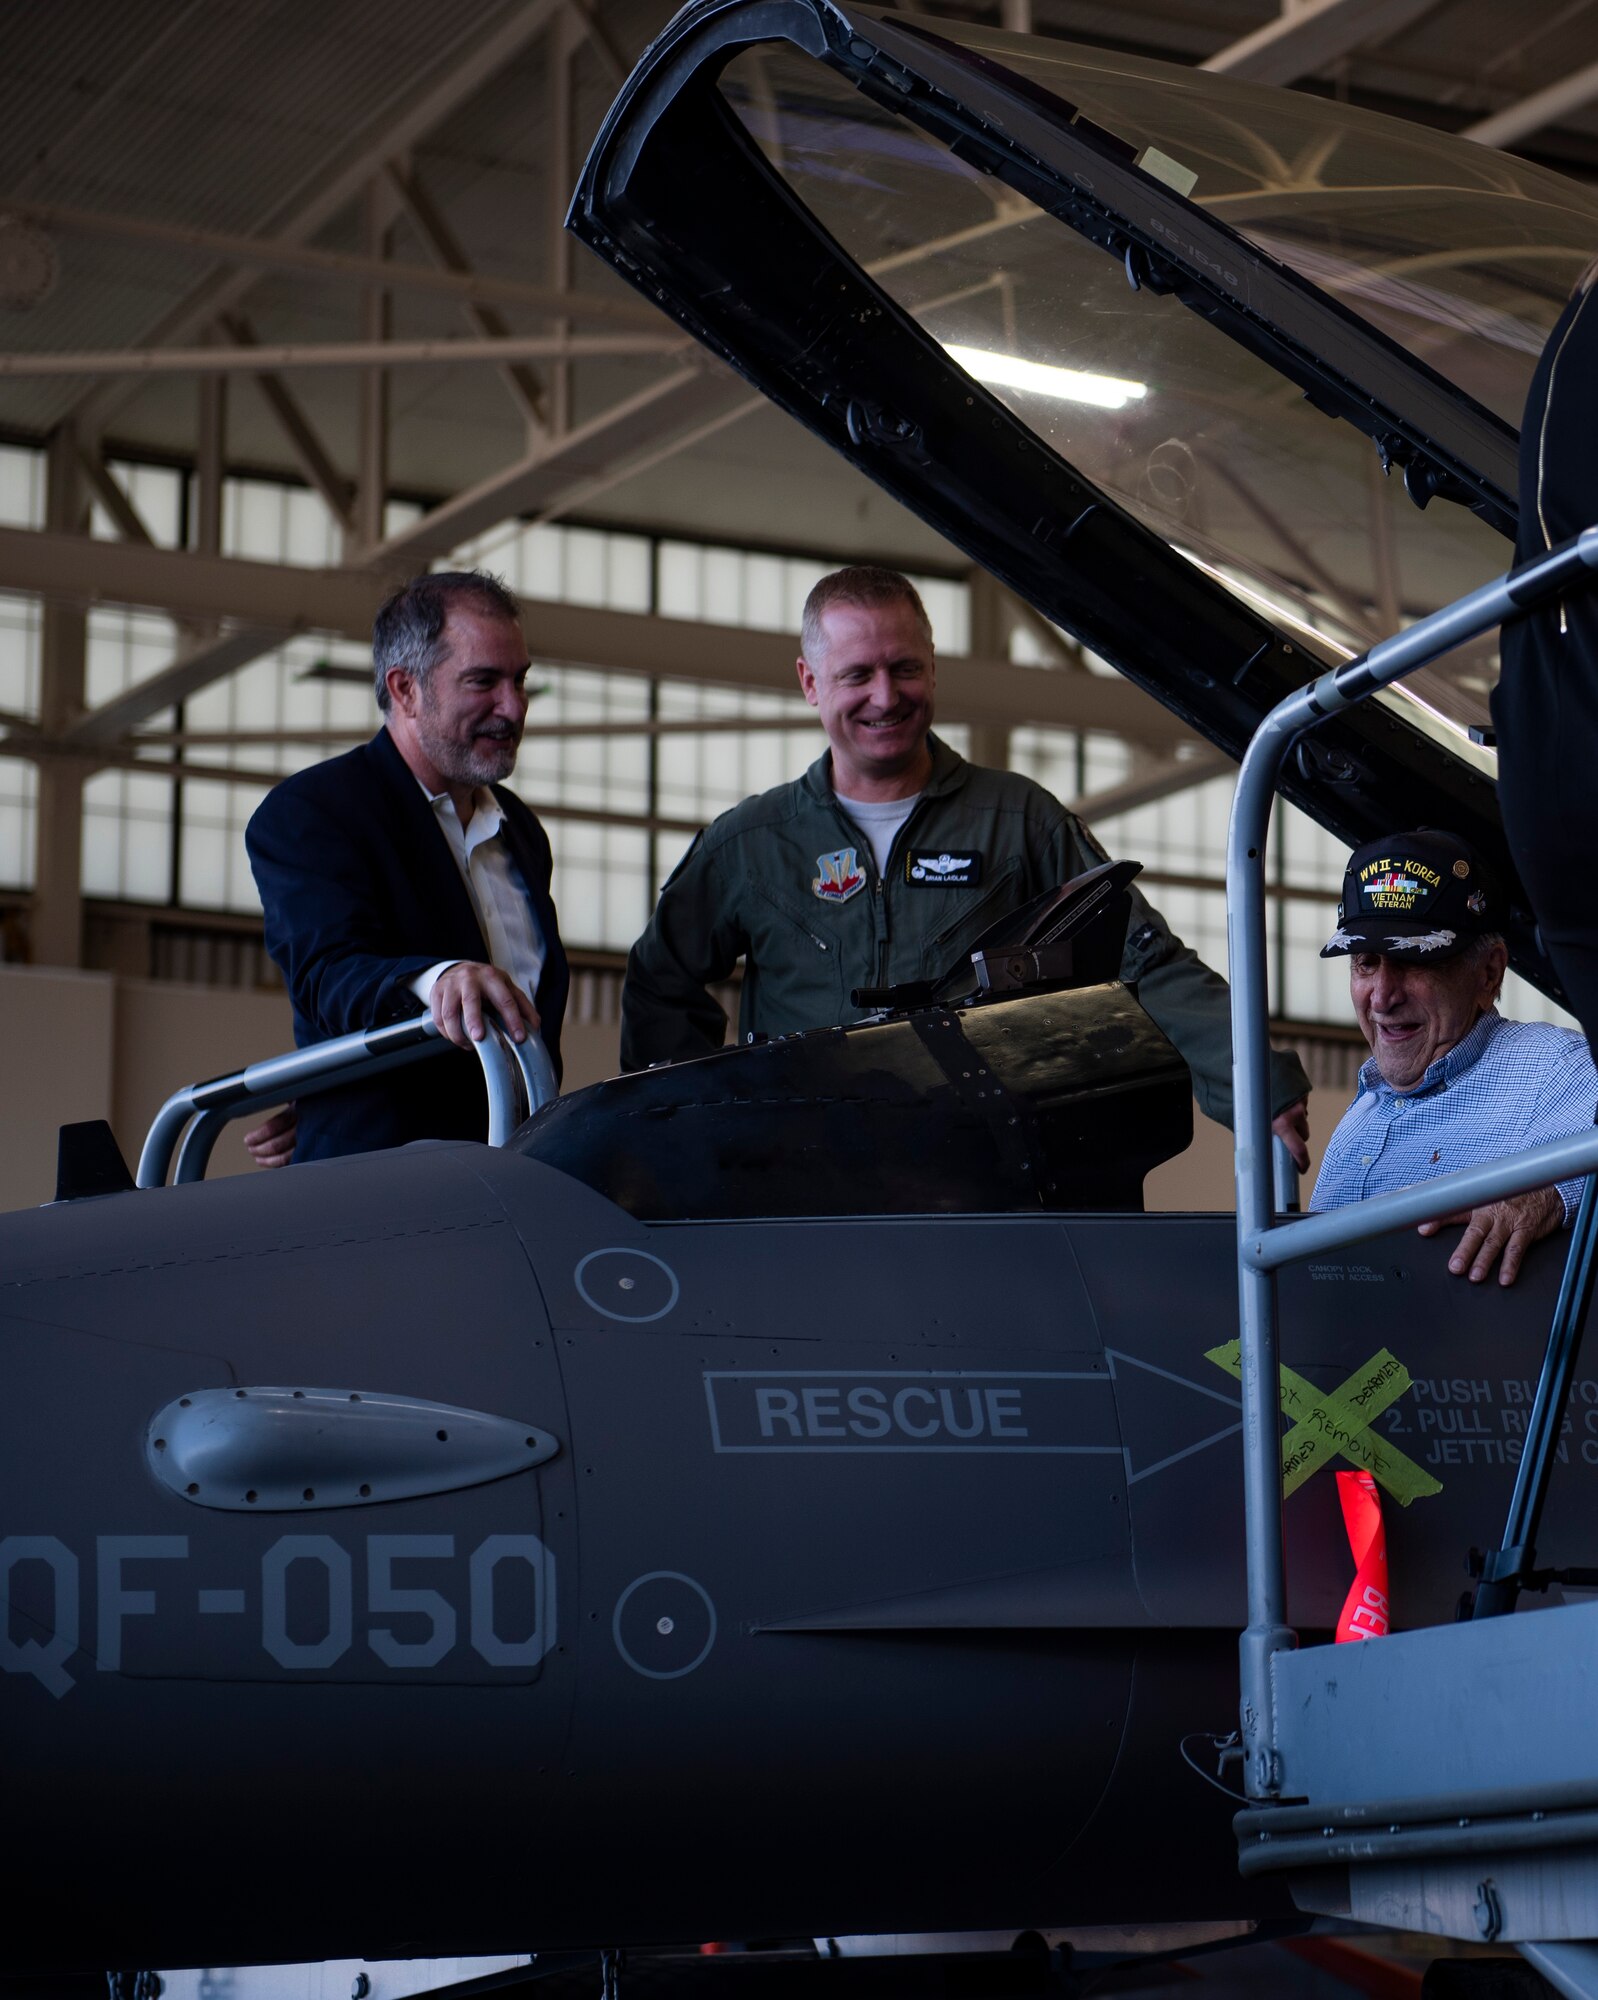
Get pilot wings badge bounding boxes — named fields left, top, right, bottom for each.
left=907, top=848, right=982, bottom=886
left=812, top=847, right=865, bottom=903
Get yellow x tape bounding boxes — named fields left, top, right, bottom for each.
left=1205, top=1339, right=1442, bottom=1507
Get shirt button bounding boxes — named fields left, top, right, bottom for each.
left=1361, top=1156, right=1372, bottom=1166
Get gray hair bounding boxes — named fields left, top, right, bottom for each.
left=372, top=569, right=521, bottom=712
left=1463, top=931, right=1508, bottom=1002
left=799, top=565, right=933, bottom=660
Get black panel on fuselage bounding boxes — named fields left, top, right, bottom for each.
left=519, top=982, right=1193, bottom=1218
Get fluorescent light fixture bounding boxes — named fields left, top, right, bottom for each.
left=945, top=343, right=1147, bottom=410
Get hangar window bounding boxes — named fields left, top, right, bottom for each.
left=0, top=610, right=40, bottom=897
left=0, top=446, right=42, bottom=905
left=0, top=446, right=970, bottom=960
left=0, top=444, right=43, bottom=533
left=0, top=758, right=34, bottom=901
left=78, top=463, right=185, bottom=904
left=0, top=432, right=1570, bottom=1030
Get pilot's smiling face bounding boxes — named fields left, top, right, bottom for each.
left=1349, top=943, right=1505, bottom=1092
left=410, top=602, right=531, bottom=790
left=797, top=599, right=936, bottom=797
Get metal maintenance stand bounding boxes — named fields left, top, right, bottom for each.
left=138, top=1012, right=559, bottom=1187
left=1225, top=526, right=1598, bottom=1995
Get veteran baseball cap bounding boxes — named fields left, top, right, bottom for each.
left=1321, top=830, right=1500, bottom=961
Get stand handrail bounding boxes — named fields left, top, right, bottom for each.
left=137, top=1012, right=558, bottom=1188
left=1246, top=1126, right=1598, bottom=1272
left=504, top=1026, right=560, bottom=1126
left=1225, top=523, right=1598, bottom=1800
left=1271, top=1134, right=1301, bottom=1215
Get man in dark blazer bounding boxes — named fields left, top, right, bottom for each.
left=245, top=569, right=568, bottom=1163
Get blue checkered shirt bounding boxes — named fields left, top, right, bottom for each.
left=1310, top=1010, right=1597, bottom=1221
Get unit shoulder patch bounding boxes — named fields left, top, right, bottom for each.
left=812, top=847, right=866, bottom=903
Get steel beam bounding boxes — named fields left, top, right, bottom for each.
left=1072, top=750, right=1231, bottom=823
left=498, top=207, right=1046, bottom=541
left=530, top=388, right=767, bottom=533
left=217, top=315, right=356, bottom=536
left=86, top=617, right=1190, bottom=742
left=1139, top=865, right=1332, bottom=908
left=967, top=569, right=1014, bottom=771
left=548, top=12, right=581, bottom=438
left=354, top=180, right=397, bottom=557
left=33, top=430, right=88, bottom=967
left=384, top=162, right=549, bottom=430
left=1463, top=58, right=1598, bottom=149
left=151, top=314, right=725, bottom=717
left=561, top=0, right=628, bottom=88
left=195, top=371, right=226, bottom=562
left=1201, top=0, right=1440, bottom=86
left=135, top=713, right=822, bottom=748
left=66, top=0, right=569, bottom=437
left=76, top=447, right=155, bottom=546
left=1002, top=594, right=1077, bottom=668
left=178, top=350, right=227, bottom=659
left=0, top=332, right=683, bottom=378
left=29, top=367, right=751, bottom=758
left=369, top=366, right=751, bottom=561
left=0, top=195, right=666, bottom=328
left=0, top=710, right=1342, bottom=883
left=0, top=531, right=385, bottom=652
left=138, top=190, right=1044, bottom=687
left=68, top=627, right=293, bottom=749
left=0, top=524, right=1192, bottom=747
left=0, top=727, right=712, bottom=837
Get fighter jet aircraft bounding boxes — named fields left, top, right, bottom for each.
left=6, top=2, right=1598, bottom=1984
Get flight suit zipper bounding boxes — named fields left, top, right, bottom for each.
left=873, top=796, right=933, bottom=987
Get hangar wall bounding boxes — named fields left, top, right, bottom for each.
left=0, top=964, right=622, bottom=1213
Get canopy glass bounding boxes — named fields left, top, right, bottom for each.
left=720, top=31, right=1598, bottom=745
left=908, top=19, right=1598, bottom=426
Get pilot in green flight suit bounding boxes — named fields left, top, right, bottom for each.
left=620, top=567, right=1312, bottom=1157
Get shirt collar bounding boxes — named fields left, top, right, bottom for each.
left=418, top=777, right=504, bottom=846
left=1356, top=1006, right=1503, bottom=1101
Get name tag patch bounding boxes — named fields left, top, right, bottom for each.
left=907, top=849, right=982, bottom=886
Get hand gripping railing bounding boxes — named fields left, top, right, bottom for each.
left=136, top=1013, right=559, bottom=1189
left=1226, top=524, right=1598, bottom=1801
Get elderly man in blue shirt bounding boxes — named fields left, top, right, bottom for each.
left=1311, top=830, right=1597, bottom=1287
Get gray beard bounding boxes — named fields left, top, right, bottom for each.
left=416, top=720, right=518, bottom=790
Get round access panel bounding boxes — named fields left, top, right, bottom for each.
left=612, top=1571, right=717, bottom=1679
left=573, top=1248, right=680, bottom=1322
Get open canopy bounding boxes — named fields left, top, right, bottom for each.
left=570, top=0, right=1598, bottom=997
